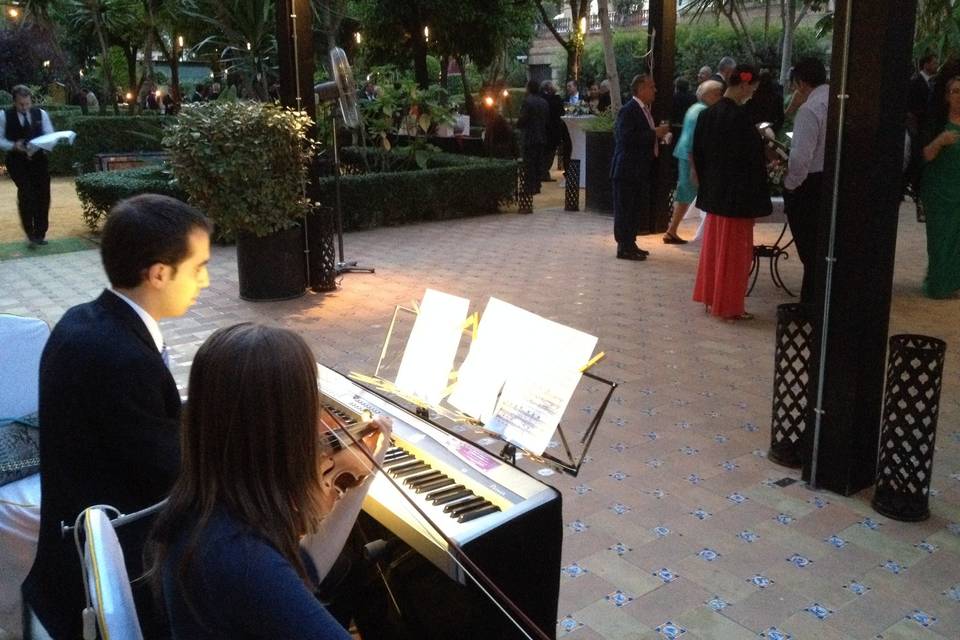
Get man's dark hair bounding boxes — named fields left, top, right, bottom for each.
left=526, top=79, right=540, bottom=94
left=675, top=77, right=690, bottom=93
left=11, top=85, right=31, bottom=99
left=793, top=57, right=827, bottom=88
left=630, top=73, right=650, bottom=95
left=918, top=53, right=937, bottom=69
left=101, top=195, right=212, bottom=289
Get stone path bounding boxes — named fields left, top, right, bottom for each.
left=1, top=178, right=958, bottom=640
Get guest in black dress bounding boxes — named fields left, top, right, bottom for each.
left=516, top=79, right=549, bottom=197
left=692, top=64, right=772, bottom=319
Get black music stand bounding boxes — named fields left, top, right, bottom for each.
left=355, top=303, right=614, bottom=478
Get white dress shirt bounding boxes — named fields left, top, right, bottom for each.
left=634, top=96, right=659, bottom=157
left=109, top=289, right=164, bottom=353
left=0, top=108, right=55, bottom=152
left=785, top=84, right=829, bottom=190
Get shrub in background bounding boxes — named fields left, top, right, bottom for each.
left=315, top=146, right=518, bottom=230
left=75, top=166, right=186, bottom=232
left=163, top=101, right=314, bottom=238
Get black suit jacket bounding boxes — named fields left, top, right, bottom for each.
left=908, top=72, right=933, bottom=122
left=517, top=93, right=549, bottom=147
left=609, top=98, right=657, bottom=180
left=23, top=290, right=181, bottom=639
left=693, top=97, right=772, bottom=219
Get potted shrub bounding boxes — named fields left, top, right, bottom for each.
left=583, top=111, right=615, bottom=214
left=163, top=100, right=315, bottom=300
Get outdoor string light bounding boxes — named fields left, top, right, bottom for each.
left=423, top=25, right=429, bottom=42
left=354, top=32, right=362, bottom=44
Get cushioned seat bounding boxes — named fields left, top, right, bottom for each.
left=82, top=508, right=143, bottom=640
left=0, top=314, right=49, bottom=639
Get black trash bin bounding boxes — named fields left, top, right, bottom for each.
left=768, top=303, right=817, bottom=468
left=872, top=334, right=947, bottom=521
left=564, top=159, right=580, bottom=212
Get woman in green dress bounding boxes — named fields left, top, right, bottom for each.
left=921, top=74, right=960, bottom=299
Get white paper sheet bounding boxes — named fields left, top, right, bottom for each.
left=26, top=130, right=76, bottom=155
left=448, top=298, right=597, bottom=454
left=394, top=289, right=470, bottom=406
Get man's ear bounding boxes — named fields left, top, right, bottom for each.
left=144, top=262, right=169, bottom=289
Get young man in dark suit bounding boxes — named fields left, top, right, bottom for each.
left=610, top=73, right=671, bottom=260
left=22, top=195, right=212, bottom=639
left=0, top=85, right=55, bottom=247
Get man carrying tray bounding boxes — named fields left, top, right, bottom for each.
left=1, top=85, right=56, bottom=247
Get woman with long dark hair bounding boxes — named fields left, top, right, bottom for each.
left=692, top=64, right=771, bottom=320
left=921, top=71, right=960, bottom=299
left=148, top=323, right=389, bottom=639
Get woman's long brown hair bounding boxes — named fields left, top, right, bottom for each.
left=146, top=323, right=329, bottom=618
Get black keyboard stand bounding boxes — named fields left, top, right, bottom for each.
left=747, top=220, right=797, bottom=297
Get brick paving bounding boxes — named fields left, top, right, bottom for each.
left=1, top=181, right=958, bottom=640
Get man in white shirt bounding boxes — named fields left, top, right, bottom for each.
left=23, top=195, right=212, bottom=639
left=784, top=58, right=829, bottom=304
left=0, top=85, right=55, bottom=247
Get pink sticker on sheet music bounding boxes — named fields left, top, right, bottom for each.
left=456, top=443, right=500, bottom=472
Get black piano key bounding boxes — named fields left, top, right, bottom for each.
left=384, top=450, right=407, bottom=460
left=443, top=496, right=485, bottom=514
left=425, top=484, right=464, bottom=501
left=415, top=477, right=454, bottom=494
left=385, top=459, right=420, bottom=472
left=432, top=489, right=473, bottom=506
left=392, top=462, right=430, bottom=477
left=404, top=470, right=443, bottom=487
left=457, top=504, right=501, bottom=523
left=383, top=457, right=415, bottom=469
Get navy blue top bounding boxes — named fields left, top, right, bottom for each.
left=163, top=509, right=351, bottom=640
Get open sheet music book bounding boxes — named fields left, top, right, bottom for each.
left=26, top=130, right=77, bottom=156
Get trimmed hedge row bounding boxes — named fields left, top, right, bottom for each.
left=73, top=147, right=518, bottom=234
left=1, top=114, right=171, bottom=176
left=75, top=166, right=186, bottom=232
left=318, top=147, right=518, bottom=230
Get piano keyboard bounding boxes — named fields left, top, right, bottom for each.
left=317, top=364, right=559, bottom=583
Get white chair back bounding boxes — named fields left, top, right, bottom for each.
left=0, top=314, right=50, bottom=418
left=82, top=508, right=144, bottom=640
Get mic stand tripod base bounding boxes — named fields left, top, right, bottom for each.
left=336, top=260, right=375, bottom=274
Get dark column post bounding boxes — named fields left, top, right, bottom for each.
left=646, top=0, right=676, bottom=234
left=803, top=0, right=918, bottom=494
left=276, top=0, right=315, bottom=122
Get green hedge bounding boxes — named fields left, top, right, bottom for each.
left=580, top=24, right=830, bottom=89
left=317, top=147, right=518, bottom=230
left=75, top=166, right=186, bottom=232
left=1, top=114, right=172, bottom=176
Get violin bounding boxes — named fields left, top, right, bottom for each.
left=318, top=406, right=389, bottom=498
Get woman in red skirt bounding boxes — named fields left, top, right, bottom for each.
left=691, top=64, right=772, bottom=319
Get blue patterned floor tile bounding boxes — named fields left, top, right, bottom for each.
left=844, top=581, right=870, bottom=595
left=655, top=620, right=687, bottom=639
left=654, top=526, right=671, bottom=538
left=610, top=502, right=631, bottom=515
left=707, top=596, right=730, bottom=611
left=881, top=560, right=905, bottom=575
left=605, top=589, right=635, bottom=607
left=860, top=517, right=883, bottom=530
left=738, top=530, right=760, bottom=543
left=825, top=535, right=847, bottom=548
left=698, top=548, right=721, bottom=562
left=786, top=554, right=812, bottom=568
left=654, top=568, right=678, bottom=583
left=727, top=492, right=749, bottom=504
left=562, top=562, right=588, bottom=578
left=760, top=627, right=791, bottom=640
left=914, top=540, right=937, bottom=554
left=943, top=585, right=960, bottom=602
left=907, top=610, right=937, bottom=627
left=748, top=575, right=774, bottom=588
left=691, top=508, right=713, bottom=520
left=609, top=470, right=629, bottom=481
left=775, top=513, right=795, bottom=526
left=721, top=460, right=740, bottom=471
left=805, top=603, right=833, bottom=620
left=567, top=519, right=589, bottom=533
left=558, top=615, right=584, bottom=635
left=609, top=542, right=632, bottom=556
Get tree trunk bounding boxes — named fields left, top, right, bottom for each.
left=412, top=27, right=429, bottom=89
left=780, top=0, right=796, bottom=86
left=456, top=55, right=475, bottom=121
left=597, top=0, right=621, bottom=111
left=89, top=0, right=119, bottom=114
left=440, top=54, right=449, bottom=89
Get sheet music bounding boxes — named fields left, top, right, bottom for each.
left=448, top=298, right=597, bottom=454
left=394, top=289, right=470, bottom=406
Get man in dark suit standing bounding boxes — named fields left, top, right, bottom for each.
left=516, top=79, right=549, bottom=199
left=0, top=85, right=55, bottom=247
left=541, top=80, right=566, bottom=180
left=22, top=195, right=212, bottom=639
left=610, top=73, right=671, bottom=260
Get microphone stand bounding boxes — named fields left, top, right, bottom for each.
left=331, top=114, right=375, bottom=274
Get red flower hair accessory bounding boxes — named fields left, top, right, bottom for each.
left=739, top=71, right=754, bottom=84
